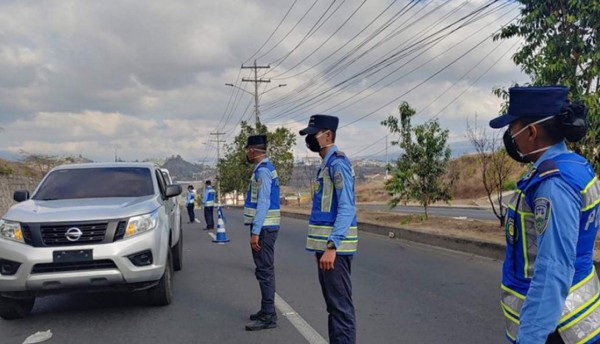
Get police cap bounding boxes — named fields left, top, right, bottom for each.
left=489, top=86, right=569, bottom=128
left=246, top=134, right=267, bottom=148
left=299, top=114, right=339, bottom=136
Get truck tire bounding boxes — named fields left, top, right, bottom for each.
left=0, top=295, right=35, bottom=320
left=146, top=250, right=173, bottom=307
left=172, top=229, right=183, bottom=271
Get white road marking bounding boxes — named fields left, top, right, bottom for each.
left=194, top=219, right=201, bottom=223
left=275, top=293, right=327, bottom=344
left=208, top=232, right=216, bottom=240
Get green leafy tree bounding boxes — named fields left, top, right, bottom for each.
left=217, top=121, right=296, bottom=203
left=382, top=102, right=452, bottom=219
left=494, top=0, right=600, bottom=171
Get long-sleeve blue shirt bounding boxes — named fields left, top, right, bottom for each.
left=187, top=190, right=195, bottom=205
left=321, top=146, right=356, bottom=248
left=251, top=157, right=273, bottom=235
left=202, top=186, right=215, bottom=205
left=517, top=141, right=581, bottom=344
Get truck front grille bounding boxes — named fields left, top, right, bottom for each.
left=40, top=223, right=108, bottom=246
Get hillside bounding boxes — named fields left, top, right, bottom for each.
left=161, top=155, right=212, bottom=181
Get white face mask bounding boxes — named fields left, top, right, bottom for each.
left=510, top=116, right=556, bottom=158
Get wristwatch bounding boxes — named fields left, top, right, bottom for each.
left=326, top=240, right=336, bottom=249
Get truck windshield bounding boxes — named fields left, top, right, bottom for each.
left=33, top=167, right=155, bottom=200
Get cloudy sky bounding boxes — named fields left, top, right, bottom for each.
left=0, top=0, right=528, bottom=164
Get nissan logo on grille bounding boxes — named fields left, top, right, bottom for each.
left=65, top=227, right=83, bottom=242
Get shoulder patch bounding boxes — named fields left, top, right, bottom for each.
left=334, top=171, right=344, bottom=190
left=506, top=217, right=516, bottom=244
left=534, top=198, right=552, bottom=235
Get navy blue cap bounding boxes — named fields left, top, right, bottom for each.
left=299, top=114, right=339, bottom=136
left=246, top=135, right=267, bottom=147
left=489, top=86, right=569, bottom=128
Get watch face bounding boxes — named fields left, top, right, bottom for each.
left=327, top=241, right=335, bottom=249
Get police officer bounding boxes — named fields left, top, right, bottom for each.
left=299, top=114, right=358, bottom=344
left=489, top=86, right=600, bottom=344
left=202, top=180, right=216, bottom=230
left=243, top=134, right=281, bottom=331
left=185, top=185, right=195, bottom=224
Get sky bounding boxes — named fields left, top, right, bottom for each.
left=0, top=0, right=529, bottom=164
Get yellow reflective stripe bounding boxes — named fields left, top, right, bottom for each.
left=559, top=298, right=600, bottom=333
left=501, top=301, right=520, bottom=318
left=502, top=306, right=520, bottom=325
left=583, top=197, right=600, bottom=212
left=505, top=329, right=516, bottom=342
left=501, top=284, right=526, bottom=300
left=308, top=226, right=358, bottom=238
left=576, top=325, right=600, bottom=344
left=521, top=212, right=529, bottom=278
left=321, top=168, right=333, bottom=212
left=560, top=290, right=600, bottom=324
left=539, top=169, right=560, bottom=178
left=571, top=269, right=596, bottom=293
left=582, top=177, right=598, bottom=194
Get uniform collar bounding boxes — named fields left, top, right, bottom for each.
left=321, top=145, right=338, bottom=167
left=533, top=141, right=569, bottom=170
left=253, top=157, right=270, bottom=172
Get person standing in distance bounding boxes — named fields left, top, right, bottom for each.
left=185, top=185, right=196, bottom=224
left=243, top=134, right=281, bottom=331
left=299, top=114, right=358, bottom=344
left=490, top=86, right=600, bottom=343
left=202, top=180, right=216, bottom=230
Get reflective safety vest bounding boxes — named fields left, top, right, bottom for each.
left=501, top=153, right=600, bottom=343
left=306, top=150, right=358, bottom=255
left=204, top=186, right=216, bottom=207
left=243, top=160, right=281, bottom=229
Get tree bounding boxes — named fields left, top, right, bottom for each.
left=467, top=118, right=517, bottom=226
left=494, top=0, right=600, bottom=171
left=382, top=102, right=452, bottom=219
left=217, top=121, right=296, bottom=202
left=19, top=150, right=63, bottom=175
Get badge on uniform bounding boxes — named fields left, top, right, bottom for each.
left=334, top=171, right=344, bottom=190
left=534, top=198, right=552, bottom=235
left=506, top=217, right=516, bottom=244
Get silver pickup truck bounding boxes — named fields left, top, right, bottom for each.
left=0, top=163, right=183, bottom=319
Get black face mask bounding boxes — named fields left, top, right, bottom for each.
left=305, top=135, right=321, bottom=153
left=245, top=153, right=252, bottom=164
left=503, top=130, right=528, bottom=164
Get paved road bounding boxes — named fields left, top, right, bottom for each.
left=359, top=204, right=501, bottom=221
left=1, top=209, right=505, bottom=344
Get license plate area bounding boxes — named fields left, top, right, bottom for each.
left=53, top=249, right=93, bottom=263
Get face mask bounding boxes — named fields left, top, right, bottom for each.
left=503, top=116, right=555, bottom=163
left=306, top=130, right=332, bottom=153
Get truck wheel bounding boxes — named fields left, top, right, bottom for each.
left=172, top=229, right=183, bottom=271
left=0, top=295, right=35, bottom=320
left=146, top=250, right=173, bottom=307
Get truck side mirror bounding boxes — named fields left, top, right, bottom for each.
left=165, top=184, right=182, bottom=198
left=13, top=190, right=30, bottom=202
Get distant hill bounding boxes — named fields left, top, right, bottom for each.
left=161, top=155, right=212, bottom=181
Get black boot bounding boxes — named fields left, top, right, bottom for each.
left=249, top=310, right=278, bottom=321
left=245, top=312, right=277, bottom=331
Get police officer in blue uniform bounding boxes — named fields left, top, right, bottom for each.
left=300, top=115, right=358, bottom=344
left=243, top=134, right=281, bottom=331
left=490, top=86, right=600, bottom=344
left=202, top=180, right=216, bottom=230
left=185, top=185, right=195, bottom=223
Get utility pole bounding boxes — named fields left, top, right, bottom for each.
left=210, top=132, right=226, bottom=206
left=385, top=135, right=388, bottom=180
left=241, top=60, right=270, bottom=128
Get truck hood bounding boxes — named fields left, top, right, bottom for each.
left=2, top=196, right=161, bottom=223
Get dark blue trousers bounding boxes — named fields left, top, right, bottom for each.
left=186, top=204, right=195, bottom=222
left=316, top=253, right=356, bottom=344
left=204, top=206, right=214, bottom=229
left=252, top=229, right=278, bottom=314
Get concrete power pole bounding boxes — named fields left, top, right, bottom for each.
left=210, top=132, right=226, bottom=205
left=241, top=60, right=270, bottom=128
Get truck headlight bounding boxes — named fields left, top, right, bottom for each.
left=125, top=211, right=158, bottom=238
left=0, top=220, right=24, bottom=243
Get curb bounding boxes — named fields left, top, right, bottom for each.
left=281, top=210, right=505, bottom=260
